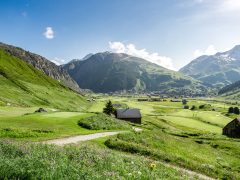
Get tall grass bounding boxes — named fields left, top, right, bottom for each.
left=0, top=140, right=187, bottom=179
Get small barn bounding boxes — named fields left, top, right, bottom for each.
left=223, top=118, right=240, bottom=138
left=116, top=108, right=142, bottom=124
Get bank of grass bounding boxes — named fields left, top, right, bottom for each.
left=78, top=113, right=132, bottom=130
left=0, top=140, right=189, bottom=179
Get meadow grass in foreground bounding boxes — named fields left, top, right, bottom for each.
left=0, top=140, right=189, bottom=180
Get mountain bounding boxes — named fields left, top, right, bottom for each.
left=218, top=80, right=240, bottom=95
left=63, top=52, right=208, bottom=95
left=0, top=42, right=81, bottom=92
left=68, top=53, right=94, bottom=64
left=179, top=45, right=240, bottom=88
left=0, top=48, right=87, bottom=110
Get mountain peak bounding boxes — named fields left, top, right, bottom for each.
left=180, top=44, right=240, bottom=88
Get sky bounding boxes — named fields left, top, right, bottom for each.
left=0, top=0, right=240, bottom=70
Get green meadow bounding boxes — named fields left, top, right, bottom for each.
left=0, top=95, right=240, bottom=179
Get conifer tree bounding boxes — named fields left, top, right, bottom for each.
left=103, top=100, right=114, bottom=115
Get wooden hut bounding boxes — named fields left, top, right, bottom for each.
left=223, top=118, right=240, bottom=138
left=116, top=108, right=142, bottom=124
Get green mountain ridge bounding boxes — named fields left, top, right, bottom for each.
left=0, top=49, right=87, bottom=111
left=180, top=45, right=240, bottom=88
left=63, top=52, right=208, bottom=96
left=0, top=42, right=81, bottom=93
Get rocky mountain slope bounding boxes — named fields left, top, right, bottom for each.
left=0, top=42, right=81, bottom=92
left=63, top=52, right=208, bottom=95
left=0, top=49, right=86, bottom=110
left=179, top=45, right=240, bottom=88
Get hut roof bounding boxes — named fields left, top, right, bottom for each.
left=116, top=108, right=141, bottom=119
left=223, top=118, right=240, bottom=129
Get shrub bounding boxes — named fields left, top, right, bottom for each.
left=78, top=113, right=131, bottom=130
left=228, top=107, right=234, bottom=114
left=199, top=104, right=205, bottom=109
left=182, top=99, right=187, bottom=105
left=199, top=104, right=211, bottom=110
left=190, top=105, right=196, bottom=110
left=233, top=107, right=240, bottom=115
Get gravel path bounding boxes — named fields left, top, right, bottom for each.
left=42, top=127, right=142, bottom=146
left=42, top=131, right=121, bottom=146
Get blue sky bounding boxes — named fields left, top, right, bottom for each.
left=0, top=0, right=240, bottom=70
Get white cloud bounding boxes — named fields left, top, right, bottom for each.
left=50, top=57, right=65, bottom=65
left=193, top=45, right=217, bottom=58
left=43, top=27, right=54, bottom=39
left=192, top=0, right=240, bottom=12
left=109, top=41, right=175, bottom=70
left=219, top=0, right=240, bottom=12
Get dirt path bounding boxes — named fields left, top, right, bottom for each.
left=41, top=127, right=214, bottom=180
left=42, top=131, right=121, bottom=146
left=42, top=127, right=142, bottom=146
left=160, top=162, right=215, bottom=180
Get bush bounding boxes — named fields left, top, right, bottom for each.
left=199, top=104, right=211, bottom=110
left=78, top=113, right=131, bottom=130
left=228, top=107, right=234, bottom=113
left=199, top=104, right=205, bottom=109
left=233, top=107, right=240, bottom=115
left=190, top=105, right=196, bottom=110
left=183, top=105, right=189, bottom=109
left=228, top=107, right=240, bottom=114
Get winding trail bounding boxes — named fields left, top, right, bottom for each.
left=42, top=131, right=121, bottom=146
left=42, top=127, right=142, bottom=146
left=41, top=127, right=215, bottom=180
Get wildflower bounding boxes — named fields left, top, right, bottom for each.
left=150, top=163, right=157, bottom=170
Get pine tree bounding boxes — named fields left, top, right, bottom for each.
left=103, top=100, right=114, bottom=115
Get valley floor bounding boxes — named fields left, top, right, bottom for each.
left=0, top=96, right=239, bottom=179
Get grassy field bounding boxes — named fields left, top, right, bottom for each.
left=87, top=96, right=240, bottom=179
left=1, top=95, right=240, bottom=179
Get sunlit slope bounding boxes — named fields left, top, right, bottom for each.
left=0, top=49, right=87, bottom=110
